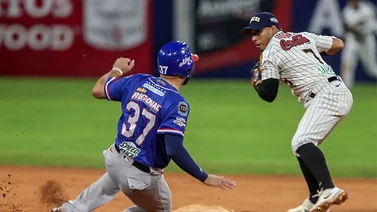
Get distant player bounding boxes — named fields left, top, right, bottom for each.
left=52, top=41, right=236, bottom=212
left=341, top=0, right=377, bottom=88
left=241, top=12, right=353, bottom=212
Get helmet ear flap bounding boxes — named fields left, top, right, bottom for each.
left=182, top=76, right=191, bottom=85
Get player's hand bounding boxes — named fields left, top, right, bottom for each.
left=251, top=62, right=262, bottom=89
left=112, top=57, right=135, bottom=76
left=203, top=174, right=236, bottom=190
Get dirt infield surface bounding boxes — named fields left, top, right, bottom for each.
left=0, top=166, right=376, bottom=212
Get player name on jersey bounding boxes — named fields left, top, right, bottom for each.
left=280, top=35, right=310, bottom=51
left=131, top=92, right=162, bottom=112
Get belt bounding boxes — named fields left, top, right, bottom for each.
left=309, top=76, right=340, bottom=98
left=114, top=144, right=151, bottom=173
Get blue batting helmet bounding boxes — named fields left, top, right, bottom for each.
left=157, top=41, right=199, bottom=78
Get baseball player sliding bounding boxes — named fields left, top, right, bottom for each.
left=241, top=12, right=353, bottom=212
left=341, top=0, right=377, bottom=88
left=52, top=41, right=236, bottom=212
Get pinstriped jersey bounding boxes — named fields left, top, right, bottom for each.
left=343, top=1, right=376, bottom=36
left=104, top=74, right=190, bottom=168
left=260, top=31, right=335, bottom=101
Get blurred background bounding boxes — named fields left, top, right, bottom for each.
left=0, top=0, right=376, bottom=81
left=0, top=0, right=376, bottom=177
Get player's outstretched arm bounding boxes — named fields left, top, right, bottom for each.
left=164, top=134, right=236, bottom=190
left=323, top=37, right=344, bottom=56
left=204, top=174, right=237, bottom=190
left=92, top=58, right=135, bottom=99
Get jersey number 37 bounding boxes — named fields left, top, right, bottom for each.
left=121, top=101, right=156, bottom=145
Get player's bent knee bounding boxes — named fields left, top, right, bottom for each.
left=291, top=139, right=317, bottom=155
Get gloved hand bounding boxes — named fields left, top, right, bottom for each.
left=251, top=61, right=262, bottom=90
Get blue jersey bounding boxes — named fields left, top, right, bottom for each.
left=104, top=74, right=190, bottom=168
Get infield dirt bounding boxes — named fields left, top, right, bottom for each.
left=0, top=166, right=376, bottom=212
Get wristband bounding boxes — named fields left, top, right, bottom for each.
left=112, top=67, right=123, bottom=76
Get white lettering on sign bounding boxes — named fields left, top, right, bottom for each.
left=197, top=0, right=258, bottom=18
left=0, top=24, right=74, bottom=51
left=0, top=0, right=73, bottom=18
left=0, top=0, right=75, bottom=51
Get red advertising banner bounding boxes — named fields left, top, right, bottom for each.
left=0, top=0, right=153, bottom=77
left=193, top=0, right=292, bottom=73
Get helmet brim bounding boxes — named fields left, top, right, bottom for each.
left=191, top=54, right=199, bottom=62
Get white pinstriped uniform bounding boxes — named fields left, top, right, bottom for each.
left=341, top=0, right=377, bottom=88
left=260, top=31, right=353, bottom=152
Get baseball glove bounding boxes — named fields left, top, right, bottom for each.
left=251, top=61, right=262, bottom=90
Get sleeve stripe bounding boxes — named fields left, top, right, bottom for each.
left=104, top=77, right=117, bottom=101
left=157, top=129, right=184, bottom=137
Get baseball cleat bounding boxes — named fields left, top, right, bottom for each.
left=310, top=187, right=348, bottom=212
left=51, top=207, right=62, bottom=212
left=287, top=198, right=331, bottom=212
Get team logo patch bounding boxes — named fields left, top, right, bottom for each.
left=270, top=17, right=278, bottom=23
left=119, top=141, right=141, bottom=159
left=173, top=117, right=186, bottom=127
left=250, top=16, right=260, bottom=23
left=177, top=101, right=188, bottom=116
left=136, top=87, right=146, bottom=93
left=179, top=56, right=192, bottom=67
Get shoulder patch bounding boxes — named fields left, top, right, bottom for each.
left=177, top=101, right=188, bottom=116
left=173, top=117, right=187, bottom=127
